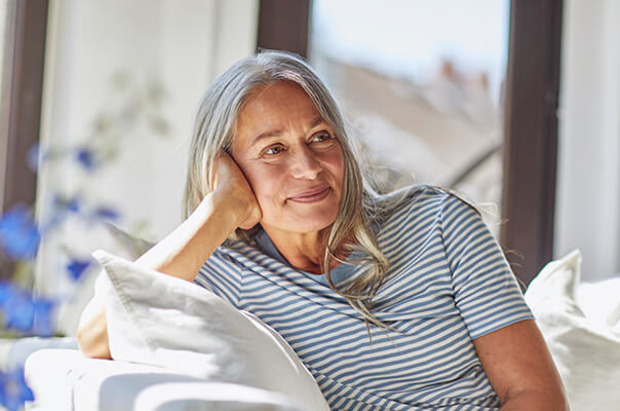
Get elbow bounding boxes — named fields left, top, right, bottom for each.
left=75, top=324, right=92, bottom=357
left=501, top=387, right=570, bottom=411
left=76, top=309, right=112, bottom=360
left=76, top=324, right=111, bottom=360
left=554, top=387, right=571, bottom=411
left=539, top=389, right=570, bottom=411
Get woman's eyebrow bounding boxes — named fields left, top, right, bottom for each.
left=308, top=116, right=326, bottom=130
left=249, top=130, right=283, bottom=147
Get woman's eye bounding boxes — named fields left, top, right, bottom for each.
left=263, top=145, right=284, bottom=156
left=311, top=132, right=332, bottom=144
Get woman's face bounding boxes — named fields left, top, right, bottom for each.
left=231, top=81, right=345, bottom=237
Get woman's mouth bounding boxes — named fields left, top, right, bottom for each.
left=287, top=186, right=331, bottom=203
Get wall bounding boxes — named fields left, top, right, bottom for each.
left=555, top=0, right=620, bottom=281
left=35, top=0, right=258, bottom=333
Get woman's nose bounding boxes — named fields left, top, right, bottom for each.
left=290, top=146, right=322, bottom=179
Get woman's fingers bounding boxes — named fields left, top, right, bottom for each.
left=212, top=153, right=262, bottom=230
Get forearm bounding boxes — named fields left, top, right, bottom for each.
left=135, top=190, right=242, bottom=281
left=474, top=321, right=569, bottom=411
left=501, top=388, right=569, bottom=411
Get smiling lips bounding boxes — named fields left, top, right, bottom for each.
left=288, top=186, right=331, bottom=203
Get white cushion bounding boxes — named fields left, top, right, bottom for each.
left=524, top=250, right=620, bottom=411
left=577, top=277, right=620, bottom=332
left=92, top=250, right=329, bottom=411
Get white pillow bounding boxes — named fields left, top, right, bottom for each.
left=103, top=222, right=155, bottom=259
left=524, top=250, right=620, bottom=411
left=92, top=250, right=329, bottom=411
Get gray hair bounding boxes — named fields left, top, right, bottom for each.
left=183, top=50, right=391, bottom=329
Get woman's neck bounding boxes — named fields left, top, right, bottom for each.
left=262, top=226, right=336, bottom=274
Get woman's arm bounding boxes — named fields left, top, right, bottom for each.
left=473, top=319, right=569, bottom=411
left=76, top=155, right=261, bottom=358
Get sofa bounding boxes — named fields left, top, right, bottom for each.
left=2, top=250, right=619, bottom=410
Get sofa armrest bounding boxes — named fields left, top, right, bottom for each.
left=25, top=348, right=304, bottom=410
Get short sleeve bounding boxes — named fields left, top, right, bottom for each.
left=194, top=248, right=243, bottom=308
left=439, top=193, right=533, bottom=339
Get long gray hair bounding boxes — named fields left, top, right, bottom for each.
left=183, top=50, right=391, bottom=328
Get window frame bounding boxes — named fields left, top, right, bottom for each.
left=0, top=0, right=49, bottom=213
left=257, top=0, right=310, bottom=58
left=501, top=0, right=563, bottom=285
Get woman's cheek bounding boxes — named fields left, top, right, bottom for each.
left=247, top=166, right=282, bottom=202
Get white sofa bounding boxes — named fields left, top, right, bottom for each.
left=4, top=250, right=619, bottom=411
left=25, top=347, right=306, bottom=410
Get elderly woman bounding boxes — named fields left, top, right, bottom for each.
left=78, top=50, right=567, bottom=410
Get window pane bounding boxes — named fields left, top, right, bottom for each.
left=309, top=0, right=509, bottom=230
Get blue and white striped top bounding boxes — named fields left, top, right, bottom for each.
left=195, top=185, right=532, bottom=410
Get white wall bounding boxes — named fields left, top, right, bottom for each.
left=555, top=0, right=620, bottom=281
left=36, top=0, right=258, bottom=334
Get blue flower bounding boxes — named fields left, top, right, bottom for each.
left=55, top=195, right=81, bottom=214
left=41, top=195, right=82, bottom=232
left=0, top=367, right=34, bottom=411
left=0, top=282, right=55, bottom=337
left=76, top=147, right=97, bottom=171
left=31, top=297, right=55, bottom=337
left=93, top=206, right=120, bottom=222
left=0, top=205, right=40, bottom=260
left=66, top=258, right=92, bottom=282
left=0, top=283, right=15, bottom=306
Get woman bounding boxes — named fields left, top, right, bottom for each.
left=78, top=50, right=568, bottom=410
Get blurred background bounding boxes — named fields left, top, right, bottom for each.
left=1, top=0, right=619, bottom=334
left=311, top=0, right=507, bottom=201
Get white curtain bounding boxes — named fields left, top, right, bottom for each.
left=35, top=0, right=258, bottom=334
left=555, top=0, right=620, bottom=281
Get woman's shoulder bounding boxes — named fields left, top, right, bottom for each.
left=214, top=238, right=259, bottom=260
left=370, top=184, right=480, bottom=227
left=212, top=232, right=280, bottom=269
left=372, top=183, right=449, bottom=211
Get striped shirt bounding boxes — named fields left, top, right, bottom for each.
left=195, top=185, right=532, bottom=410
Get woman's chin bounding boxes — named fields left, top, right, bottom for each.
left=263, top=211, right=339, bottom=235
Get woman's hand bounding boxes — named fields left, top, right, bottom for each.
left=211, top=153, right=262, bottom=230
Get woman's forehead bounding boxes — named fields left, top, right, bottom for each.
left=242, top=81, right=312, bottom=113
left=234, top=82, right=325, bottom=144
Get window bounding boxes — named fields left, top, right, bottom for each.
left=309, top=0, right=509, bottom=235
left=257, top=0, right=563, bottom=285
